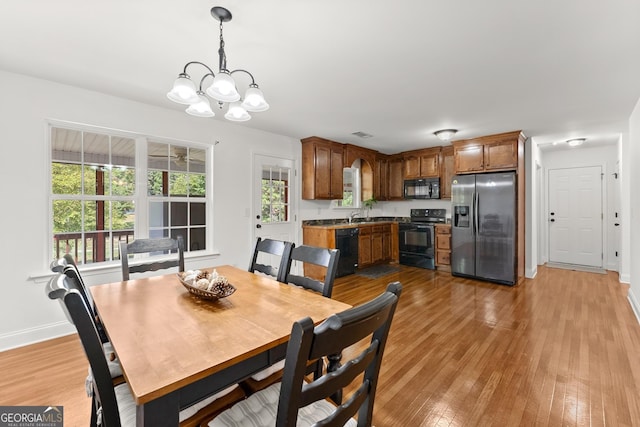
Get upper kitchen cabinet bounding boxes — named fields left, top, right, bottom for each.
left=440, top=145, right=454, bottom=199
left=452, top=131, right=523, bottom=174
left=388, top=154, right=404, bottom=200
left=301, top=137, right=344, bottom=200
left=403, top=147, right=441, bottom=179
left=374, top=153, right=389, bottom=201
left=344, top=144, right=376, bottom=169
left=344, top=144, right=376, bottom=202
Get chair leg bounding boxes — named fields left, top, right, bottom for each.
left=90, top=395, right=98, bottom=427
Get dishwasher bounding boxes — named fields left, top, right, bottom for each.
left=335, top=228, right=359, bottom=277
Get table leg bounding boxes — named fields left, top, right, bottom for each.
left=136, top=393, right=180, bottom=427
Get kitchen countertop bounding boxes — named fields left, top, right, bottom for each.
left=302, top=216, right=408, bottom=229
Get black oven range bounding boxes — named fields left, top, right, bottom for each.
left=399, top=208, right=447, bottom=269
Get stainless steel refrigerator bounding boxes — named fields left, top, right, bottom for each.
left=451, top=171, right=517, bottom=285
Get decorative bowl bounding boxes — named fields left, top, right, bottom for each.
left=177, top=272, right=236, bottom=301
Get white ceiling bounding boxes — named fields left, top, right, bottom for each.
left=2, top=0, right=639, bottom=154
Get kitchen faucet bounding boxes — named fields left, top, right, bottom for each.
left=349, top=211, right=361, bottom=224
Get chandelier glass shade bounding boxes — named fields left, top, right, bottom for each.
left=166, top=7, right=269, bottom=121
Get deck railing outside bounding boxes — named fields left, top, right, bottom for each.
left=53, top=230, right=135, bottom=264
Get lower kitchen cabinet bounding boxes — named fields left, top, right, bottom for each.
left=303, top=222, right=397, bottom=274
left=358, top=226, right=372, bottom=267
left=359, top=224, right=393, bottom=268
left=435, top=224, right=451, bottom=271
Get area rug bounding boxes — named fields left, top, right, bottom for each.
left=356, top=265, right=401, bottom=279
left=546, top=262, right=606, bottom=275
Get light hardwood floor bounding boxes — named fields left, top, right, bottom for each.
left=1, top=265, right=639, bottom=426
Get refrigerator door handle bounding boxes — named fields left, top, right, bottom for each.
left=474, top=191, right=479, bottom=235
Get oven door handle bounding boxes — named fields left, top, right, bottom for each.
left=415, top=224, right=432, bottom=230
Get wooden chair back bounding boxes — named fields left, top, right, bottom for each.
left=284, top=245, right=340, bottom=298
left=119, top=236, right=185, bottom=280
left=248, top=237, right=293, bottom=283
left=277, top=282, right=402, bottom=426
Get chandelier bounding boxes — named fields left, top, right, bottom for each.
left=167, top=6, right=269, bottom=122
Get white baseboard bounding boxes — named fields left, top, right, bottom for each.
left=0, top=321, right=75, bottom=352
left=628, top=289, right=640, bottom=326
left=620, top=273, right=631, bottom=284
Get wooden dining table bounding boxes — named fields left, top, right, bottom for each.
left=90, top=265, right=352, bottom=427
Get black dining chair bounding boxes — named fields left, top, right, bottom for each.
left=248, top=237, right=293, bottom=283
left=119, top=236, right=185, bottom=281
left=50, top=255, right=111, bottom=345
left=46, top=273, right=246, bottom=427
left=283, top=245, right=340, bottom=298
left=208, top=282, right=402, bottom=427
left=241, top=245, right=341, bottom=394
left=50, top=255, right=124, bottom=396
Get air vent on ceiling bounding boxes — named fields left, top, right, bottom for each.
left=352, top=131, right=373, bottom=138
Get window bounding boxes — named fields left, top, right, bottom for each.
left=147, top=141, right=207, bottom=251
left=260, top=165, right=290, bottom=223
left=333, top=167, right=361, bottom=208
left=50, top=125, right=210, bottom=265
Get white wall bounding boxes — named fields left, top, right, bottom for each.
left=0, top=70, right=299, bottom=350
left=628, top=97, right=640, bottom=321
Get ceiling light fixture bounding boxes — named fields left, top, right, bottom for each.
left=566, top=138, right=586, bottom=147
left=167, top=6, right=268, bottom=121
left=434, top=129, right=458, bottom=142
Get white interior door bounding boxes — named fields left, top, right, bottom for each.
left=548, top=166, right=603, bottom=267
left=252, top=154, right=296, bottom=265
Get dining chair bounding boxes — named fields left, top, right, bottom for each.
left=208, top=281, right=403, bottom=427
left=247, top=237, right=293, bottom=283
left=241, top=245, right=340, bottom=394
left=283, top=245, right=340, bottom=298
left=119, top=236, right=185, bottom=281
left=46, top=273, right=246, bottom=427
left=48, top=260, right=125, bottom=396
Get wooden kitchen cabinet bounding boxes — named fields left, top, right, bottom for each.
left=381, top=224, right=392, bottom=261
left=358, top=223, right=392, bottom=267
left=440, top=145, right=454, bottom=199
left=344, top=144, right=376, bottom=170
left=404, top=147, right=440, bottom=179
left=371, top=226, right=384, bottom=263
left=301, top=137, right=344, bottom=199
left=435, top=224, right=451, bottom=271
left=388, top=155, right=404, bottom=200
left=453, top=131, right=522, bottom=174
left=358, top=225, right=372, bottom=267
left=374, top=154, right=389, bottom=201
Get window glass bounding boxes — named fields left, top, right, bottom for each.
left=51, top=126, right=210, bottom=266
left=147, top=140, right=208, bottom=252
left=260, top=165, right=290, bottom=223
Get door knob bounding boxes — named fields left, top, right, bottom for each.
left=256, top=224, right=262, bottom=228
left=550, top=212, right=555, bottom=216
left=550, top=219, right=555, bottom=222
left=614, top=223, right=620, bottom=226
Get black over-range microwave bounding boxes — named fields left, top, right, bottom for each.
left=404, top=178, right=440, bottom=199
